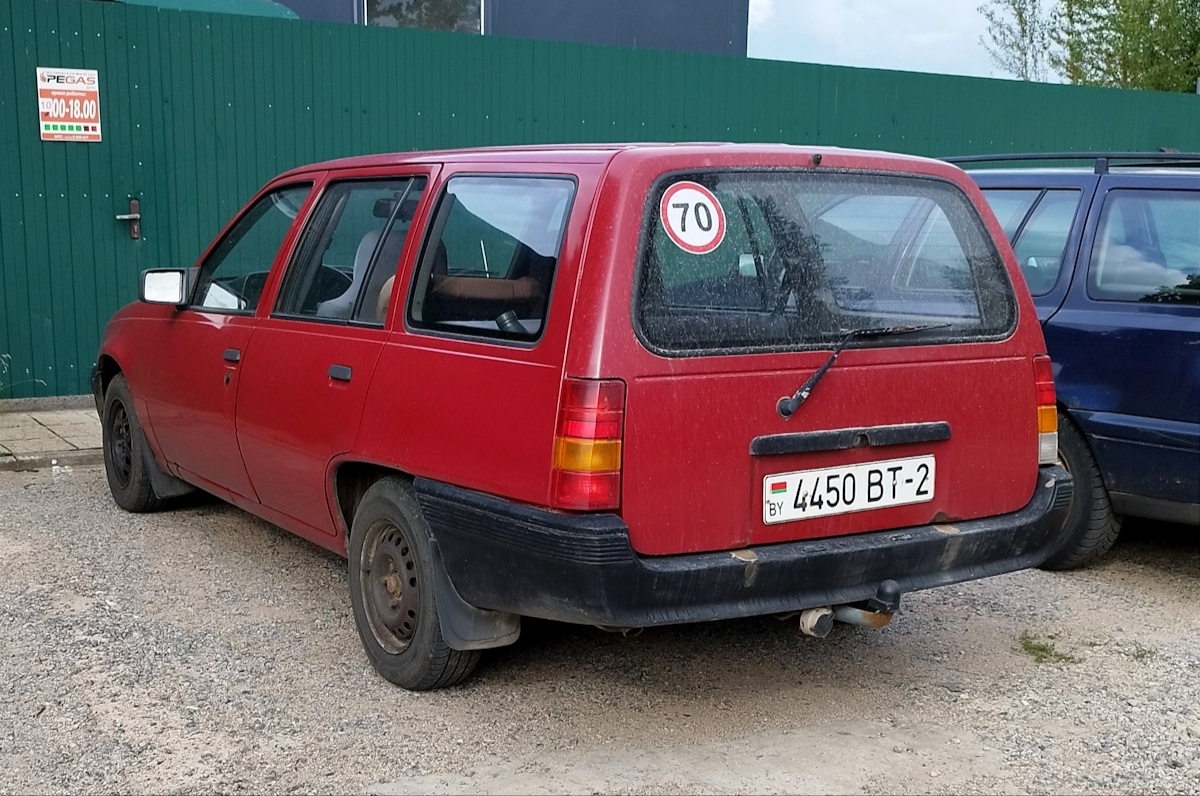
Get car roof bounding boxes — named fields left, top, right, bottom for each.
left=948, top=152, right=1200, bottom=182
left=274, top=142, right=963, bottom=181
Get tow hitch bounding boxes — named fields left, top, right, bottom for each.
left=797, top=580, right=901, bottom=638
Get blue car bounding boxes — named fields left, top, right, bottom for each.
left=953, top=153, right=1200, bottom=569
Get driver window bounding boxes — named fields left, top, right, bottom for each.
left=192, top=184, right=311, bottom=313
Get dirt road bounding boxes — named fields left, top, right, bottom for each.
left=1, top=465, right=1197, bottom=794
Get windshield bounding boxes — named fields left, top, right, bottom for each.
left=636, top=171, right=1017, bottom=355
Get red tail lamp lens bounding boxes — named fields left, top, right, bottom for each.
left=551, top=379, right=625, bottom=511
left=1033, top=355, right=1056, bottom=406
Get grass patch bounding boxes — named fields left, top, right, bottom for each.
left=1019, top=632, right=1079, bottom=664
left=1127, top=642, right=1157, bottom=661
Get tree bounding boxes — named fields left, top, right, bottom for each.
left=979, top=0, right=1056, bottom=81
left=368, top=0, right=481, bottom=34
left=979, top=0, right=1200, bottom=91
left=1051, top=0, right=1200, bottom=92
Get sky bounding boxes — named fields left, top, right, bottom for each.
left=746, top=0, right=1002, bottom=80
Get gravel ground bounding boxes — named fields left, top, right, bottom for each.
left=1, top=464, right=1198, bottom=795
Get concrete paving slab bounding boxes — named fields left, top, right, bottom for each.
left=6, top=437, right=77, bottom=454
left=0, top=413, right=34, bottom=428
left=3, top=427, right=61, bottom=443
left=45, top=423, right=102, bottom=440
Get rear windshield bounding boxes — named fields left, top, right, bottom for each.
left=636, top=171, right=1017, bottom=355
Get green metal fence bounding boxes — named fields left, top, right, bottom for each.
left=3, top=0, right=1199, bottom=397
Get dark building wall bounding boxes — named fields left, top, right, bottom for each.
left=484, top=0, right=748, bottom=57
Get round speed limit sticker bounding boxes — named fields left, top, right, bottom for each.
left=660, top=181, right=726, bottom=255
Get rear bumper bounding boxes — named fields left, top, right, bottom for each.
left=416, top=465, right=1073, bottom=627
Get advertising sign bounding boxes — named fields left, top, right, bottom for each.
left=37, top=67, right=101, bottom=143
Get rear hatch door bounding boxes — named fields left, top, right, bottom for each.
left=620, top=168, right=1041, bottom=556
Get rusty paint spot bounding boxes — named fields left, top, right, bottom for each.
left=933, top=524, right=960, bottom=535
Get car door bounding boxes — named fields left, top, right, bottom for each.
left=234, top=169, right=435, bottom=536
left=1048, top=176, right=1200, bottom=508
left=143, top=182, right=313, bottom=499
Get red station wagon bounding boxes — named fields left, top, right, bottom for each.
left=93, top=144, right=1073, bottom=690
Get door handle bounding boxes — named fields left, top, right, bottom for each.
left=116, top=197, right=141, bottom=240
left=328, top=364, right=352, bottom=382
left=223, top=348, right=241, bottom=363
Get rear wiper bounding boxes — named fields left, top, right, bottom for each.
left=776, top=323, right=952, bottom=419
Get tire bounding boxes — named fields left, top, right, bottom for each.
left=1041, top=411, right=1121, bottom=571
left=102, top=374, right=165, bottom=513
left=348, top=477, right=480, bottom=690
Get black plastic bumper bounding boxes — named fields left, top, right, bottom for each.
left=415, top=465, right=1073, bottom=627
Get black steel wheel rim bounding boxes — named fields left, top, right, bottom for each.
left=361, top=519, right=421, bottom=655
left=107, top=402, right=133, bottom=490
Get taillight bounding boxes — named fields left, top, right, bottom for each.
left=551, top=378, right=625, bottom=510
left=1033, top=355, right=1058, bottom=465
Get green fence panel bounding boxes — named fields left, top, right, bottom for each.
left=2, top=0, right=1199, bottom=397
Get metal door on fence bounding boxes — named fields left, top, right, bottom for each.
left=0, top=0, right=167, bottom=398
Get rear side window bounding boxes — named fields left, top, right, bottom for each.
left=408, top=176, right=575, bottom=341
left=1010, top=190, right=1081, bottom=296
left=637, top=172, right=1016, bottom=355
left=981, top=188, right=1040, bottom=239
left=1089, top=190, right=1200, bottom=304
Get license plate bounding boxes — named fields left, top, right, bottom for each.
left=762, top=455, right=935, bottom=525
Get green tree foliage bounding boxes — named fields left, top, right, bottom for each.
left=979, top=0, right=1054, bottom=81
left=980, top=0, right=1200, bottom=91
left=368, top=0, right=480, bottom=34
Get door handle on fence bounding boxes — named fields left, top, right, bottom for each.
left=116, top=198, right=141, bottom=240
left=223, top=348, right=241, bottom=363
left=328, top=364, right=352, bottom=382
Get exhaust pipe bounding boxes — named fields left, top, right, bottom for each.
left=798, top=603, right=895, bottom=638
left=833, top=604, right=894, bottom=630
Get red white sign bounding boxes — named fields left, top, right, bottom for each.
left=37, top=67, right=102, bottom=143
left=659, top=181, right=726, bottom=255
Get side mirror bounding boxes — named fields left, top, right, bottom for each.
left=139, top=269, right=194, bottom=307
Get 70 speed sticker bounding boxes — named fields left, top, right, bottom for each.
left=660, top=181, right=726, bottom=255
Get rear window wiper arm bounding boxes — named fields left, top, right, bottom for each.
left=776, top=323, right=951, bottom=419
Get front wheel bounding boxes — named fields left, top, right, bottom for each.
left=1041, top=412, right=1121, bottom=571
left=102, top=374, right=165, bottom=513
left=348, top=477, right=480, bottom=690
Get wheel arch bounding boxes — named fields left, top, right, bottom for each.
left=1055, top=402, right=1115, bottom=492
left=332, top=460, right=411, bottom=542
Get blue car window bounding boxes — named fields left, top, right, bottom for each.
left=981, top=188, right=1040, bottom=239
left=1011, top=190, right=1082, bottom=296
left=1089, top=190, right=1200, bottom=304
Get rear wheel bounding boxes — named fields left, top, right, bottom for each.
left=1041, top=411, right=1121, bottom=571
left=102, top=374, right=164, bottom=513
left=348, top=477, right=480, bottom=690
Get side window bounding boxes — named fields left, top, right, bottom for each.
left=1089, top=190, right=1200, bottom=304
left=981, top=188, right=1040, bottom=239
left=901, top=206, right=972, bottom=291
left=1011, top=189, right=1081, bottom=296
left=816, top=194, right=917, bottom=245
left=408, top=176, right=575, bottom=340
left=274, top=177, right=426, bottom=324
left=192, top=184, right=311, bottom=312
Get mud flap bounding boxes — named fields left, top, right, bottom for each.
left=135, top=426, right=195, bottom=500
left=430, top=537, right=521, bottom=651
